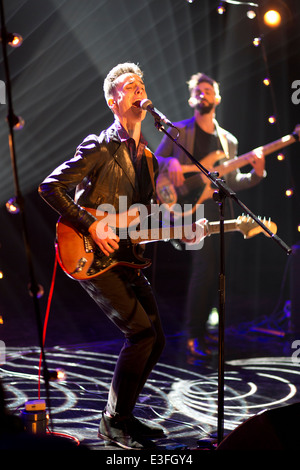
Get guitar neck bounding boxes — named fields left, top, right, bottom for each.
left=130, top=225, right=188, bottom=244
left=216, top=133, right=297, bottom=176
left=206, top=220, right=239, bottom=236
left=130, top=220, right=239, bottom=244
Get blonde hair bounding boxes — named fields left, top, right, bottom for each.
left=103, top=62, right=144, bottom=104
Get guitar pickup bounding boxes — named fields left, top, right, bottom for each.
left=83, top=235, right=95, bottom=253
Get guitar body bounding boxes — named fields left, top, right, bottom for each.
left=55, top=214, right=151, bottom=281
left=156, top=151, right=224, bottom=217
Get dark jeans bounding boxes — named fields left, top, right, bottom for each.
left=80, top=267, right=165, bottom=418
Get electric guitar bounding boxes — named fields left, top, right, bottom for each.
left=55, top=208, right=277, bottom=280
left=156, top=125, right=300, bottom=218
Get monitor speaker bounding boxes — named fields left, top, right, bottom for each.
left=217, top=403, right=300, bottom=450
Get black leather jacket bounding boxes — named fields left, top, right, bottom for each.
left=38, top=122, right=158, bottom=235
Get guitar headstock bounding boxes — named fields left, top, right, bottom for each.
left=236, top=215, right=277, bottom=239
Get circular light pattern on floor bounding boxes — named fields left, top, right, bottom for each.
left=1, top=347, right=300, bottom=448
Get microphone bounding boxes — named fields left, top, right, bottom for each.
left=133, top=99, right=175, bottom=128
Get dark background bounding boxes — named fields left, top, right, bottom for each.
left=0, top=0, right=300, bottom=349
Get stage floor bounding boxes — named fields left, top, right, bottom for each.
left=1, top=324, right=300, bottom=452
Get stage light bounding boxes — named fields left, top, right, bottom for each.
left=48, top=369, right=66, bottom=381
left=56, top=369, right=66, bottom=381
left=277, top=153, right=285, bottom=161
left=261, top=1, right=292, bottom=28
left=247, top=10, right=256, bottom=19
left=13, top=116, right=25, bottom=130
left=7, top=32, right=23, bottom=48
left=264, top=9, right=281, bottom=27
left=6, top=197, right=20, bottom=214
left=253, top=37, right=261, bottom=47
left=285, top=188, right=293, bottom=197
left=208, top=308, right=219, bottom=327
left=268, top=115, right=276, bottom=124
left=217, top=2, right=226, bottom=14
left=263, top=78, right=270, bottom=86
left=0, top=271, right=3, bottom=279
left=6, top=114, right=25, bottom=130
left=0, top=30, right=23, bottom=48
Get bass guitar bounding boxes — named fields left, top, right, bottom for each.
left=55, top=208, right=277, bottom=280
left=156, top=125, right=300, bottom=218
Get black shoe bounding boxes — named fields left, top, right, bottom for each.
left=98, top=412, right=156, bottom=450
left=129, top=415, right=166, bottom=438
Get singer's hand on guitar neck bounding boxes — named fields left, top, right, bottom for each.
left=88, top=220, right=120, bottom=256
left=181, top=218, right=207, bottom=246
left=167, top=158, right=185, bottom=186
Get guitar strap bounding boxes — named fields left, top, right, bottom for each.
left=144, top=147, right=157, bottom=197
left=214, top=119, right=230, bottom=159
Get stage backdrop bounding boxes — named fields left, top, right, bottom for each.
left=0, top=0, right=299, bottom=348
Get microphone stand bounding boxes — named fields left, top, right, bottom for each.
left=152, top=118, right=292, bottom=445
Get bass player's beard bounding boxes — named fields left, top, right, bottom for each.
left=196, top=101, right=214, bottom=115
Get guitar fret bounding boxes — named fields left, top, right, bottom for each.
left=131, top=225, right=186, bottom=244
left=207, top=221, right=238, bottom=235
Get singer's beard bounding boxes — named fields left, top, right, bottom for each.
left=196, top=102, right=214, bottom=115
